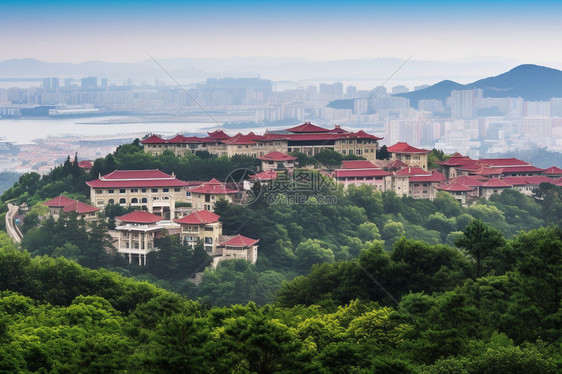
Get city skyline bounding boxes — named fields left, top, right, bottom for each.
left=2, top=0, right=562, bottom=78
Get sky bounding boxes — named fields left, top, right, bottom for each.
left=1, top=1, right=562, bottom=69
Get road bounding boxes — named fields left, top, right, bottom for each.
left=5, top=203, right=22, bottom=243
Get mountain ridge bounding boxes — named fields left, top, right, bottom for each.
left=396, top=64, right=562, bottom=106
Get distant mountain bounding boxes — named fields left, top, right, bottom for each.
left=0, top=57, right=514, bottom=87
left=396, top=64, right=562, bottom=107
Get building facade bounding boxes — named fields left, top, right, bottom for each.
left=114, top=211, right=164, bottom=266
left=86, top=169, right=188, bottom=219
left=141, top=123, right=381, bottom=161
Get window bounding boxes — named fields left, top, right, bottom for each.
left=204, top=227, right=213, bottom=232
left=151, top=188, right=158, bottom=193
left=108, top=190, right=114, bottom=194
left=174, top=188, right=180, bottom=192
left=141, top=188, right=147, bottom=193
left=204, top=237, right=213, bottom=244
left=131, top=189, right=138, bottom=193
left=119, top=198, right=126, bottom=204
left=131, top=198, right=138, bottom=204
left=163, top=188, right=169, bottom=192
left=95, top=190, right=102, bottom=194
left=120, top=189, right=126, bottom=193
left=141, top=198, right=147, bottom=203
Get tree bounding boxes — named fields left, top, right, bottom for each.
left=294, top=239, right=335, bottom=272
left=454, top=219, right=505, bottom=279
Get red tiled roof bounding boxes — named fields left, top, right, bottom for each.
left=43, top=195, right=77, bottom=208
left=341, top=160, right=378, bottom=169
left=395, top=167, right=431, bottom=176
left=331, top=125, right=347, bottom=133
left=62, top=200, right=100, bottom=214
left=222, top=132, right=259, bottom=145
left=116, top=211, right=163, bottom=224
left=219, top=234, right=259, bottom=247
left=386, top=160, right=409, bottom=170
left=478, top=158, right=530, bottom=167
left=141, top=135, right=166, bottom=144
left=436, top=154, right=474, bottom=167
left=436, top=181, right=474, bottom=192
left=249, top=170, right=278, bottom=181
left=189, top=178, right=238, bottom=194
left=287, top=122, right=332, bottom=133
left=86, top=169, right=188, bottom=188
left=387, top=142, right=430, bottom=154
left=470, top=166, right=503, bottom=176
left=258, top=152, right=297, bottom=162
left=499, top=165, right=545, bottom=173
left=175, top=210, right=220, bottom=225
left=334, top=169, right=392, bottom=178
left=482, top=178, right=512, bottom=188
left=208, top=129, right=231, bottom=139
left=450, top=175, right=487, bottom=187
left=554, top=178, right=562, bottom=186
left=544, top=166, right=562, bottom=175
left=502, top=176, right=555, bottom=186
left=78, top=160, right=93, bottom=169
left=410, top=171, right=446, bottom=183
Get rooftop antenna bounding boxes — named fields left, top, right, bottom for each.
left=146, top=52, right=223, bottom=130
left=340, top=52, right=416, bottom=127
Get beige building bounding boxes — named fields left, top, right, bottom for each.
left=188, top=179, right=237, bottom=212
left=214, top=234, right=259, bottom=268
left=258, top=151, right=296, bottom=171
left=386, top=142, right=430, bottom=170
left=175, top=210, right=223, bottom=255
left=86, top=169, right=188, bottom=219
left=114, top=210, right=164, bottom=265
left=141, top=123, right=381, bottom=161
left=42, top=195, right=100, bottom=221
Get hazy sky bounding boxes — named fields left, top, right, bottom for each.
left=2, top=0, right=562, bottom=67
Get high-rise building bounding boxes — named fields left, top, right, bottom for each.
left=42, top=77, right=59, bottom=91
left=81, top=77, right=97, bottom=90
left=450, top=89, right=483, bottom=119
left=391, top=85, right=409, bottom=94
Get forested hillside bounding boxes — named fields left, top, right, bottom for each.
left=0, top=227, right=560, bottom=373
left=0, top=141, right=561, bottom=371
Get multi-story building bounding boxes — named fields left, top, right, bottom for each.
left=114, top=211, right=163, bottom=265
left=332, top=160, right=391, bottom=190
left=258, top=151, right=296, bottom=171
left=174, top=210, right=223, bottom=254
left=43, top=195, right=100, bottom=221
left=86, top=169, right=188, bottom=219
left=141, top=122, right=382, bottom=161
left=214, top=234, right=259, bottom=268
left=386, top=142, right=430, bottom=170
left=188, top=178, right=237, bottom=212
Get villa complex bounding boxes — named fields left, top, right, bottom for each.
left=141, top=122, right=382, bottom=161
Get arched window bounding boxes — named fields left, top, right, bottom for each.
left=141, top=198, right=147, bottom=204
left=119, top=198, right=126, bottom=204
left=131, top=198, right=138, bottom=204
left=108, top=199, right=114, bottom=204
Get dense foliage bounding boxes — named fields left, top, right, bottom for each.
left=0, top=228, right=560, bottom=373
left=0, top=140, right=561, bottom=371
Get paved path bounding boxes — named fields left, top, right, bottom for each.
left=5, top=203, right=22, bottom=243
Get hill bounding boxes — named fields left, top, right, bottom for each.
left=396, top=64, right=562, bottom=107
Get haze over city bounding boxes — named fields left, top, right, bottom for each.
left=2, top=0, right=562, bottom=83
